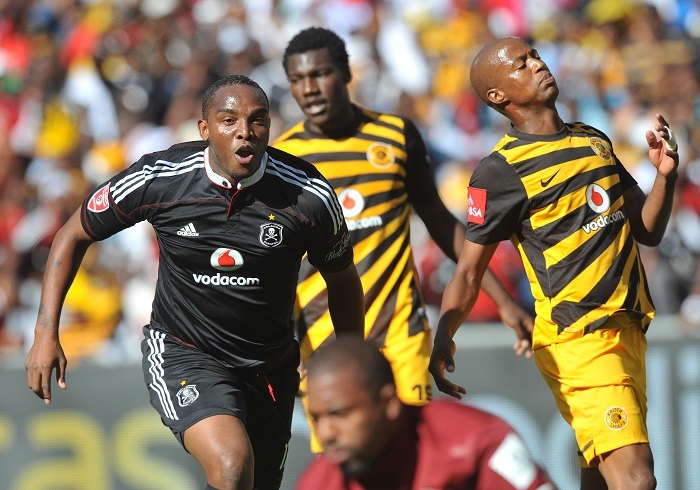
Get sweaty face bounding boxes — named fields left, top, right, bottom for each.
left=198, top=84, right=270, bottom=184
left=286, top=48, right=353, bottom=134
left=307, top=369, right=392, bottom=477
left=490, top=38, right=558, bottom=108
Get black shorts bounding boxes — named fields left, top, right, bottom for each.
left=140, top=326, right=300, bottom=489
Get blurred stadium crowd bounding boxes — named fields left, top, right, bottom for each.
left=1, top=0, right=699, bottom=365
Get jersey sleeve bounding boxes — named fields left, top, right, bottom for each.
left=80, top=156, right=153, bottom=240
left=304, top=175, right=354, bottom=273
left=402, top=117, right=442, bottom=205
left=466, top=154, right=528, bottom=245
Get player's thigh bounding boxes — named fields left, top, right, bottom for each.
left=381, top=329, right=432, bottom=405
left=140, top=328, right=248, bottom=442
left=534, top=327, right=649, bottom=466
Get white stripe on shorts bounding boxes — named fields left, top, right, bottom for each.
left=146, top=330, right=179, bottom=420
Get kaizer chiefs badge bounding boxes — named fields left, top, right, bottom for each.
left=366, top=142, right=395, bottom=169
left=604, top=406, right=628, bottom=430
left=260, top=223, right=283, bottom=247
left=590, top=137, right=612, bottom=161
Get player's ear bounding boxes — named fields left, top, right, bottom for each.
left=487, top=88, right=506, bottom=105
left=380, top=384, right=402, bottom=421
left=198, top=119, right=209, bottom=141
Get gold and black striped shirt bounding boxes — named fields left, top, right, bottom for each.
left=273, top=106, right=437, bottom=355
left=467, top=123, right=655, bottom=348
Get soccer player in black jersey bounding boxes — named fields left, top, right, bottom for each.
left=274, top=27, right=536, bottom=454
left=25, top=75, right=364, bottom=490
left=430, top=37, right=679, bottom=490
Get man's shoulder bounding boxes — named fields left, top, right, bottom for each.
left=359, top=106, right=410, bottom=130
left=273, top=120, right=307, bottom=144
left=266, top=146, right=320, bottom=176
left=566, top=121, right=610, bottom=141
left=418, top=400, right=510, bottom=433
left=137, top=140, right=208, bottom=166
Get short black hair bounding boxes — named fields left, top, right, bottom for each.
left=201, top=74, right=269, bottom=119
left=282, top=26, right=351, bottom=81
left=307, top=338, right=395, bottom=400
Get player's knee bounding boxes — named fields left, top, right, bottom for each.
left=605, top=464, right=656, bottom=490
left=630, top=468, right=656, bottom=490
left=205, top=449, right=254, bottom=490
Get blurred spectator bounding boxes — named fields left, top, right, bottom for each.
left=1, top=0, right=699, bottom=365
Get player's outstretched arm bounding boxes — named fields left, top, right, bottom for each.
left=413, top=194, right=534, bottom=357
left=25, top=209, right=94, bottom=405
left=430, top=241, right=498, bottom=399
left=321, top=262, right=365, bottom=339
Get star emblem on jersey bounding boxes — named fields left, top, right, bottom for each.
left=177, top=223, right=199, bottom=236
left=268, top=214, right=275, bottom=220
left=589, top=137, right=612, bottom=161
left=604, top=406, right=628, bottom=430
left=176, top=384, right=199, bottom=407
left=260, top=223, right=283, bottom=247
left=366, top=142, right=395, bottom=169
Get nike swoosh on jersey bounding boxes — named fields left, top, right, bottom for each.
left=540, top=170, right=560, bottom=187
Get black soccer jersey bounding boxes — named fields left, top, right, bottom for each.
left=81, top=141, right=352, bottom=368
left=466, top=123, right=655, bottom=349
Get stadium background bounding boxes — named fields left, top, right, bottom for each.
left=1, top=0, right=700, bottom=488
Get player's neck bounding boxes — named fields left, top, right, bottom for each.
left=511, top=108, right=563, bottom=135
left=315, top=104, right=361, bottom=138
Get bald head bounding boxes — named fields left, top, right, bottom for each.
left=470, top=36, right=525, bottom=107
left=307, top=338, right=394, bottom=398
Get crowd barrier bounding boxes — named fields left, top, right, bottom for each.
left=1, top=316, right=698, bottom=489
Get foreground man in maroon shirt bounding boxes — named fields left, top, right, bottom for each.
left=298, top=338, right=554, bottom=490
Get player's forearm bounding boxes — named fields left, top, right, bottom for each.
left=325, top=265, right=365, bottom=338
left=435, top=269, right=481, bottom=341
left=35, top=216, right=93, bottom=335
left=638, top=171, right=678, bottom=246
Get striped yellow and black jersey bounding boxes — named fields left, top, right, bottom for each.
left=466, top=122, right=655, bottom=349
left=273, top=106, right=437, bottom=355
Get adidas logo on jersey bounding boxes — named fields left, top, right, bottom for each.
left=177, top=223, right=199, bottom=236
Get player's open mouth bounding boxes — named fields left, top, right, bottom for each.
left=305, top=101, right=327, bottom=116
left=235, top=147, right=255, bottom=165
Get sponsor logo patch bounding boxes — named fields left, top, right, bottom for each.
left=604, top=406, right=628, bottom=430
left=366, top=142, right=395, bottom=169
left=87, top=183, right=111, bottom=213
left=467, top=187, right=486, bottom=224
left=260, top=223, right=283, bottom=247
left=586, top=184, right=611, bottom=214
left=338, top=188, right=364, bottom=218
left=210, top=248, right=244, bottom=271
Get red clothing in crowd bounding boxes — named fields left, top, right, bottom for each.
left=297, top=400, right=554, bottom=490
